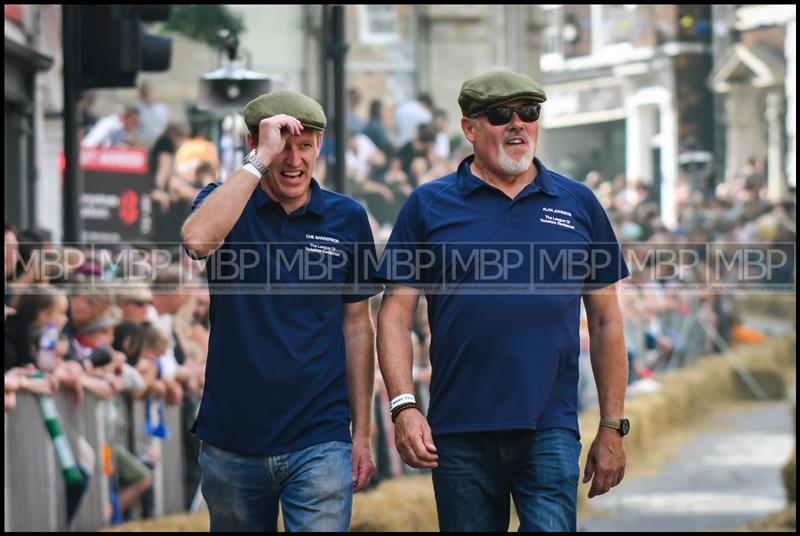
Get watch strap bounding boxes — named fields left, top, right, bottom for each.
left=242, top=162, right=262, bottom=178
left=244, top=149, right=269, bottom=176
left=599, top=417, right=629, bottom=436
left=599, top=418, right=622, bottom=430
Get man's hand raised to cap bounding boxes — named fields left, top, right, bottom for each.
left=257, top=114, right=304, bottom=165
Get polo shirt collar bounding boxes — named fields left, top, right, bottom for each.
left=530, top=157, right=559, bottom=197
left=456, top=156, right=486, bottom=197
left=252, top=177, right=326, bottom=216
left=457, top=155, right=559, bottom=198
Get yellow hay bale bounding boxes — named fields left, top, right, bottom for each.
left=772, top=336, right=797, bottom=367
left=105, top=512, right=209, bottom=532
left=735, top=295, right=796, bottom=320
left=618, top=401, right=648, bottom=454
left=732, top=368, right=786, bottom=399
left=783, top=450, right=796, bottom=504
left=736, top=503, right=796, bottom=531
left=784, top=401, right=796, bottom=503
left=351, top=475, right=438, bottom=532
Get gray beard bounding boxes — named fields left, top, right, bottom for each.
left=498, top=144, right=535, bottom=175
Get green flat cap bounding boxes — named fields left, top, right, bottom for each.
left=458, top=70, right=547, bottom=117
left=244, top=90, right=327, bottom=132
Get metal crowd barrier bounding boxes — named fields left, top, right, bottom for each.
left=621, top=291, right=718, bottom=373
left=4, top=392, right=185, bottom=531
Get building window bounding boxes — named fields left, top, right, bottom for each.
left=357, top=5, right=398, bottom=45
left=542, top=5, right=563, bottom=56
left=593, top=5, right=637, bottom=50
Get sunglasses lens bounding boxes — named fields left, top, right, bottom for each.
left=486, top=107, right=513, bottom=125
left=484, top=105, right=540, bottom=125
left=517, top=105, right=540, bottom=122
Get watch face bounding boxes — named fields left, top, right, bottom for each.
left=620, top=419, right=630, bottom=436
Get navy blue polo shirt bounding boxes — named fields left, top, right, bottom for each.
left=190, top=178, right=379, bottom=456
left=376, top=156, right=629, bottom=437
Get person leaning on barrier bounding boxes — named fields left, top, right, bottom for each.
left=375, top=70, right=631, bottom=532
left=181, top=90, right=379, bottom=532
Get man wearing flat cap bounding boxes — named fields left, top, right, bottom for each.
left=182, top=90, right=379, bottom=531
left=376, top=70, right=630, bottom=531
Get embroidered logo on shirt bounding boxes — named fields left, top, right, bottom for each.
left=305, top=234, right=342, bottom=257
left=540, top=207, right=575, bottom=230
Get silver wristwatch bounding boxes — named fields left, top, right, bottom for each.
left=243, top=149, right=269, bottom=177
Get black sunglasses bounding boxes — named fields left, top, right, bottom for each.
left=471, top=104, right=541, bottom=126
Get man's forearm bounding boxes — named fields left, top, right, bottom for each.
left=181, top=171, right=260, bottom=258
left=344, top=318, right=375, bottom=440
left=376, top=300, right=416, bottom=399
left=588, top=316, right=628, bottom=418
left=154, top=153, right=173, bottom=191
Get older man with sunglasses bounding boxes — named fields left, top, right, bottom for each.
left=376, top=70, right=630, bottom=531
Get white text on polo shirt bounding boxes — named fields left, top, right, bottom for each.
left=540, top=207, right=575, bottom=230
left=305, top=244, right=342, bottom=257
left=305, top=234, right=342, bottom=257
left=306, top=234, right=340, bottom=244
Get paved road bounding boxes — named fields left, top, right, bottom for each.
left=578, top=398, right=795, bottom=532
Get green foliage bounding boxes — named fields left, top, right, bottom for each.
left=161, top=5, right=245, bottom=48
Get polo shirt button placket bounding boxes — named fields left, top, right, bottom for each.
left=280, top=214, right=289, bottom=238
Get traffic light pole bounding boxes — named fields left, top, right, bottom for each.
left=320, top=5, right=330, bottom=119
left=62, top=5, right=82, bottom=244
left=331, top=5, right=347, bottom=195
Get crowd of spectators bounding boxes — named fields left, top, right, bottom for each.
left=80, top=83, right=219, bottom=248
left=5, top=222, right=208, bottom=520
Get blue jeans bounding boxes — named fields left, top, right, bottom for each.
left=198, top=440, right=353, bottom=532
left=432, top=428, right=581, bottom=532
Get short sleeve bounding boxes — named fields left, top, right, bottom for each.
left=191, top=182, right=220, bottom=212
left=374, top=191, right=429, bottom=288
left=343, top=205, right=383, bottom=303
left=585, top=193, right=630, bottom=289
left=183, top=182, right=221, bottom=259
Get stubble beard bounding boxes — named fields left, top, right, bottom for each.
left=497, top=139, right=535, bottom=175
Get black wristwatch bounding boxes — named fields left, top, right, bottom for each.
left=599, top=417, right=630, bottom=437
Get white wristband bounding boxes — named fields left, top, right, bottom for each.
left=389, top=393, right=416, bottom=412
left=242, top=162, right=263, bottom=178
